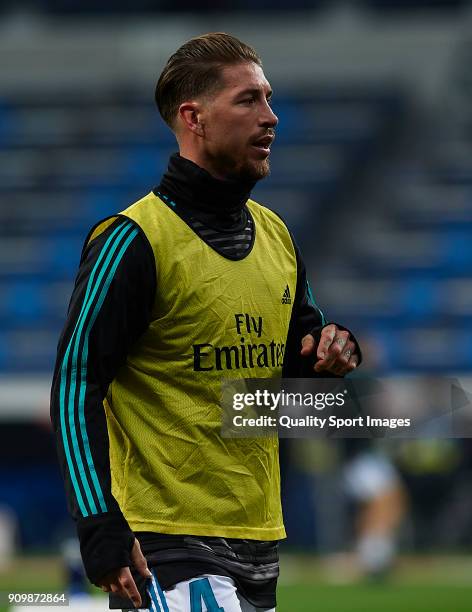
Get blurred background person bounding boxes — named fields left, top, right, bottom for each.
left=343, top=440, right=407, bottom=579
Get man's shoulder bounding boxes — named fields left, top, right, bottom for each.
left=78, top=213, right=153, bottom=274
left=84, top=191, right=157, bottom=248
left=86, top=216, right=121, bottom=245
left=120, top=190, right=158, bottom=218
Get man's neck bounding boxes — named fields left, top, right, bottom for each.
left=156, top=152, right=257, bottom=229
left=177, top=147, right=233, bottom=182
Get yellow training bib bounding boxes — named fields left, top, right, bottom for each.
left=103, top=192, right=297, bottom=539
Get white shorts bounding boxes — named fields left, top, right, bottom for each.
left=136, top=572, right=275, bottom=612
left=344, top=451, right=399, bottom=502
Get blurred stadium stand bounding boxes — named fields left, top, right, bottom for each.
left=0, top=0, right=469, bottom=13
left=0, top=0, right=472, bottom=557
left=0, top=87, right=403, bottom=372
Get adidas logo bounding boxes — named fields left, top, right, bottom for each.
left=281, top=284, right=292, bottom=304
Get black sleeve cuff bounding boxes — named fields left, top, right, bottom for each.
left=77, top=511, right=135, bottom=585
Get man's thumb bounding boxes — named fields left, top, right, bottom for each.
left=300, top=334, right=315, bottom=355
left=131, top=539, right=152, bottom=579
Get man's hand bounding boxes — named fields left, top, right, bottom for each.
left=98, top=538, right=152, bottom=608
left=300, top=323, right=359, bottom=375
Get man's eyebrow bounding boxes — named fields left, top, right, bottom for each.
left=235, top=88, right=273, bottom=98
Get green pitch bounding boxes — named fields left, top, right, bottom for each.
left=1, top=555, right=472, bottom=612
left=277, top=584, right=472, bottom=611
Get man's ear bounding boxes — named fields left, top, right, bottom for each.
left=178, top=102, right=205, bottom=136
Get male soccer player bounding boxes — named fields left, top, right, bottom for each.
left=51, top=32, right=361, bottom=612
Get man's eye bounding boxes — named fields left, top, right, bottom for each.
left=241, top=97, right=255, bottom=104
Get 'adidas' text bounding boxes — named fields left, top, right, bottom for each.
left=281, top=285, right=291, bottom=304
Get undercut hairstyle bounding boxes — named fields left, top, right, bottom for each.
left=155, top=32, right=262, bottom=129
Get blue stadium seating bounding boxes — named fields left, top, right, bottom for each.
left=0, top=87, right=470, bottom=376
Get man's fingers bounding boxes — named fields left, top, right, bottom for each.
left=314, top=359, right=330, bottom=372
left=315, top=348, right=359, bottom=375
left=332, top=343, right=358, bottom=374
left=300, top=326, right=338, bottom=359
left=347, top=353, right=358, bottom=371
left=99, top=565, right=145, bottom=609
left=119, top=574, right=142, bottom=609
left=131, top=538, right=153, bottom=579
left=318, top=330, right=349, bottom=368
left=316, top=324, right=336, bottom=359
left=339, top=340, right=356, bottom=365
left=300, top=334, right=315, bottom=356
left=301, top=326, right=358, bottom=376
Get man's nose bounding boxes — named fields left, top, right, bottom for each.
left=261, top=103, right=278, bottom=128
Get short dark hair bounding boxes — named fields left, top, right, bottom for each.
left=155, top=32, right=262, bottom=129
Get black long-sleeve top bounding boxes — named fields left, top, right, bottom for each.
left=50, top=153, right=360, bottom=594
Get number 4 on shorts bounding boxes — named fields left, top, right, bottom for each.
left=189, top=578, right=224, bottom=612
